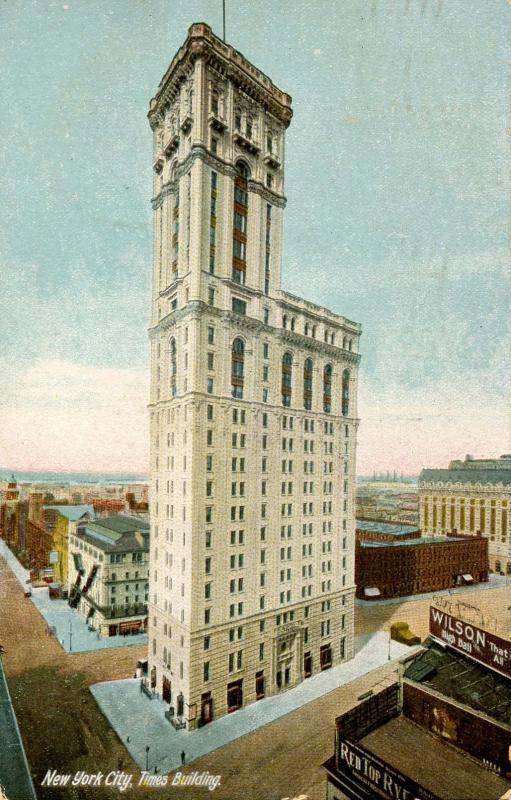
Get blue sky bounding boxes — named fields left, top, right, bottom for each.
left=1, top=0, right=510, bottom=473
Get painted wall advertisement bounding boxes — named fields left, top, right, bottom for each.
left=338, top=737, right=441, bottom=800
left=429, top=607, right=511, bottom=679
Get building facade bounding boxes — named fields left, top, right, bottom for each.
left=67, top=515, right=149, bottom=637
left=146, top=23, right=361, bottom=728
left=419, top=455, right=511, bottom=574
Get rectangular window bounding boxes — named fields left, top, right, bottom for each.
left=232, top=297, right=247, bottom=315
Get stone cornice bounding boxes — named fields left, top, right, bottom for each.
left=148, top=302, right=360, bottom=366
left=247, top=178, right=286, bottom=208
left=419, top=481, right=511, bottom=492
left=151, top=144, right=286, bottom=210
left=276, top=328, right=360, bottom=364
left=278, top=291, right=361, bottom=334
left=149, top=23, right=292, bottom=129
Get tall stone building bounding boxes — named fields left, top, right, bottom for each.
left=419, top=454, right=511, bottom=574
left=147, top=23, right=361, bottom=729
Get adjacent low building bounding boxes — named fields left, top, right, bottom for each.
left=324, top=604, right=511, bottom=799
left=43, top=504, right=95, bottom=588
left=355, top=519, right=488, bottom=599
left=419, top=454, right=511, bottom=574
left=67, top=514, right=149, bottom=637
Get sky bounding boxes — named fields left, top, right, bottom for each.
left=0, top=0, right=510, bottom=474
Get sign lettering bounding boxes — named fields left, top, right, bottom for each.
left=429, top=608, right=511, bottom=679
left=338, top=738, right=441, bottom=800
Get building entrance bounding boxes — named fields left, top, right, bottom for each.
left=199, top=692, right=213, bottom=726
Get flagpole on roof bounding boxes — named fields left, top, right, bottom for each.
left=222, top=0, right=226, bottom=42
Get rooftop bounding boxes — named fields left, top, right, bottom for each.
left=79, top=528, right=149, bottom=554
left=76, top=515, right=150, bottom=553
left=359, top=536, right=462, bottom=549
left=420, top=468, right=511, bottom=486
left=150, top=22, right=292, bottom=127
left=404, top=640, right=511, bottom=728
left=90, top=514, right=149, bottom=534
left=43, top=504, right=95, bottom=521
left=356, top=520, right=420, bottom=537
left=361, top=715, right=509, bottom=800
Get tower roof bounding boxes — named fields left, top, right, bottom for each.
left=149, top=22, right=292, bottom=129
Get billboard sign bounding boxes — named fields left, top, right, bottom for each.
left=49, top=550, right=59, bottom=564
left=429, top=607, right=511, bottom=679
left=337, top=737, right=441, bottom=800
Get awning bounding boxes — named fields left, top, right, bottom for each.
left=364, top=587, right=381, bottom=597
left=462, top=574, right=474, bottom=583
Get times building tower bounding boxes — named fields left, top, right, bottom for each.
left=147, top=23, right=361, bottom=729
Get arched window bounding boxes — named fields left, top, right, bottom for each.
left=303, top=358, right=313, bottom=410
left=282, top=352, right=293, bottom=407
left=233, top=162, right=249, bottom=285
left=231, top=338, right=245, bottom=399
left=170, top=338, right=177, bottom=397
left=304, top=323, right=309, bottom=336
left=283, top=315, right=288, bottom=329
left=342, top=336, right=347, bottom=350
left=323, top=365, right=332, bottom=413
left=342, top=369, right=350, bottom=417
left=290, top=317, right=296, bottom=332
left=246, top=115, right=253, bottom=140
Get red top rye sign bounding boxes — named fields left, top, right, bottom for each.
left=429, top=607, right=511, bottom=679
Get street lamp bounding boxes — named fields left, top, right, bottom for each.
left=388, top=630, right=392, bottom=661
left=69, top=622, right=73, bottom=652
left=145, top=745, right=150, bottom=772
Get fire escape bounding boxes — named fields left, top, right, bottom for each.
left=69, top=557, right=99, bottom=613
left=68, top=553, right=85, bottom=608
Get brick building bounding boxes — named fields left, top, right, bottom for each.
left=91, top=499, right=126, bottom=517
left=0, top=485, right=53, bottom=579
left=25, top=517, right=53, bottom=578
left=324, top=605, right=511, bottom=799
left=355, top=520, right=488, bottom=599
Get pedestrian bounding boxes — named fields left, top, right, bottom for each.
left=181, top=750, right=186, bottom=766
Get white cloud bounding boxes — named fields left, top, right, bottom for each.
left=0, top=359, right=149, bottom=472
left=357, top=369, right=511, bottom=474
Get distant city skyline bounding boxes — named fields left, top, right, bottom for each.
left=1, top=1, right=509, bottom=473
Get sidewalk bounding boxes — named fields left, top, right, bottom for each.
left=356, top=573, right=508, bottom=607
left=0, top=538, right=147, bottom=654
left=91, top=631, right=416, bottom=773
